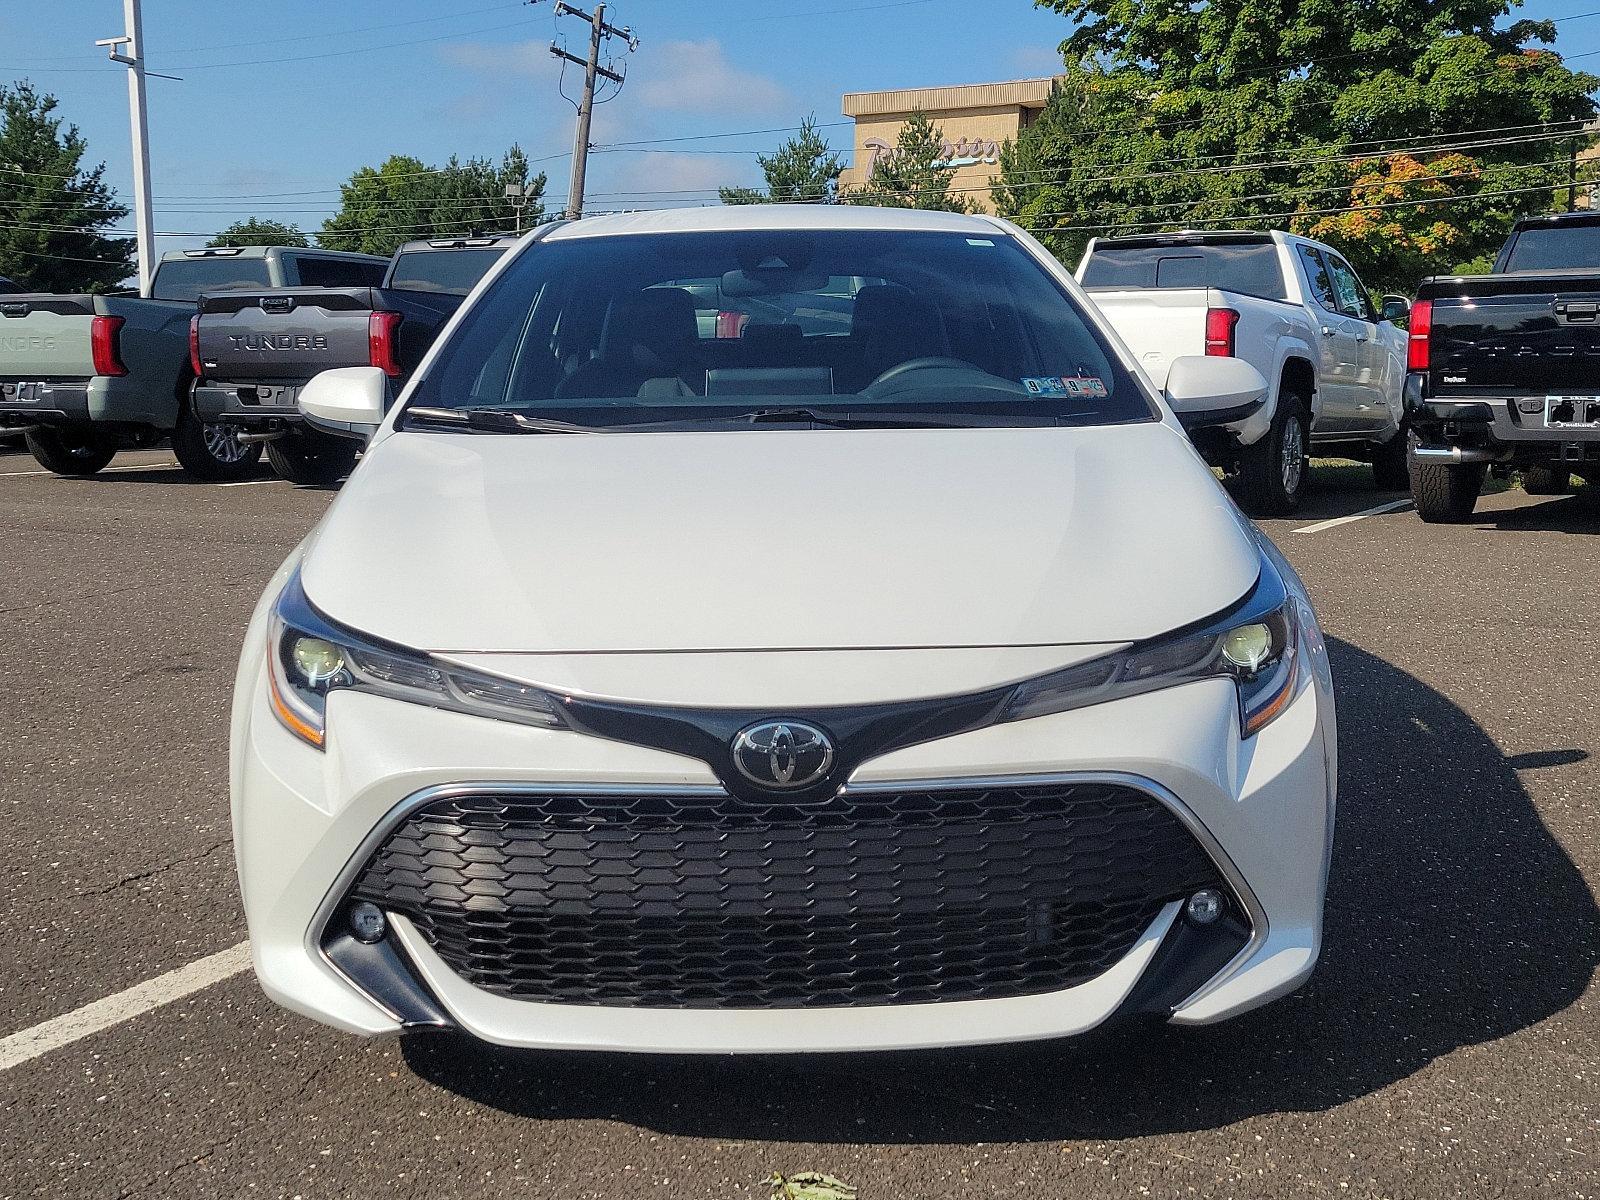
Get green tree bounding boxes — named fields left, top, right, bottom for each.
left=0, top=81, right=133, bottom=292
left=847, top=110, right=972, bottom=213
left=720, top=115, right=844, bottom=204
left=319, top=145, right=545, bottom=257
left=208, top=217, right=308, bottom=248
left=999, top=0, right=1598, bottom=286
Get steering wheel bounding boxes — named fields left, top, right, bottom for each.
left=866, top=356, right=977, bottom=391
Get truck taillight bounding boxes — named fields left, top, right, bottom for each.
left=90, top=315, right=127, bottom=377
left=1407, top=299, right=1432, bottom=372
left=188, top=314, right=202, bottom=379
left=1204, top=307, right=1240, bottom=357
left=368, top=311, right=401, bottom=377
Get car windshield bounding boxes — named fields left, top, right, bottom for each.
left=1501, top=225, right=1600, bottom=272
left=1081, top=240, right=1287, bottom=301
left=403, top=228, right=1153, bottom=429
left=151, top=257, right=272, bottom=302
left=388, top=248, right=505, bottom=296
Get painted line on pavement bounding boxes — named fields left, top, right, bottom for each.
left=218, top=478, right=282, bottom=487
left=0, top=461, right=179, bottom=478
left=1293, top=498, right=1413, bottom=535
left=0, top=941, right=250, bottom=1072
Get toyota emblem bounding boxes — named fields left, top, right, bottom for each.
left=731, top=721, right=834, bottom=790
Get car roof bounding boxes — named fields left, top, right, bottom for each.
left=156, top=245, right=386, bottom=263
left=542, top=204, right=1008, bottom=241
left=1510, top=210, right=1600, bottom=230
left=393, top=235, right=516, bottom=254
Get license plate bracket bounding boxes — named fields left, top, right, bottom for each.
left=1544, top=396, right=1600, bottom=428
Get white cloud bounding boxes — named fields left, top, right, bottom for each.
left=1012, top=45, right=1065, bottom=76
left=587, top=152, right=747, bottom=209
left=634, top=40, right=788, bottom=115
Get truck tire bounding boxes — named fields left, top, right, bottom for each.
left=1236, top=392, right=1309, bottom=516
left=170, top=406, right=261, bottom=482
left=24, top=426, right=119, bottom=476
left=266, top=430, right=358, bottom=486
left=1371, top=430, right=1409, bottom=491
left=1521, top=465, right=1571, bottom=496
left=1410, top=456, right=1484, bottom=523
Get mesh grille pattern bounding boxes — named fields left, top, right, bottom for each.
left=349, top=781, right=1223, bottom=1008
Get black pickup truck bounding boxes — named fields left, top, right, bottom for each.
left=1407, top=211, right=1600, bottom=521
left=191, top=235, right=514, bottom=483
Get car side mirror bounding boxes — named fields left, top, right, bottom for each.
left=1163, top=356, right=1268, bottom=431
left=1380, top=295, right=1410, bottom=326
left=298, top=366, right=386, bottom=441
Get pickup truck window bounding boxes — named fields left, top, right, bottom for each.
left=295, top=257, right=386, bottom=288
left=1325, top=255, right=1375, bottom=321
left=388, top=248, right=504, bottom=296
left=1295, top=245, right=1340, bottom=313
left=1081, top=242, right=1287, bottom=301
left=151, top=257, right=273, bottom=303
left=408, top=229, right=1153, bottom=429
left=1500, top=225, right=1600, bottom=272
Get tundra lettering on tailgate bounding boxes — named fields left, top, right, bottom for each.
left=228, top=333, right=330, bottom=352
left=0, top=335, right=57, bottom=353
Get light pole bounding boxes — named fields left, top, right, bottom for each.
left=96, top=0, right=155, bottom=297
left=505, top=182, right=527, bottom=234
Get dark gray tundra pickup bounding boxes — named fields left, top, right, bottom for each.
left=191, top=236, right=513, bottom=483
left=0, top=246, right=385, bottom=479
left=1408, top=211, right=1600, bottom=521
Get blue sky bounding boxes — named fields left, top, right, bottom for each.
left=3, top=0, right=1599, bottom=254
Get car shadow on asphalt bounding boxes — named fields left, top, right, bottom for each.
left=1470, top=491, right=1600, bottom=534
left=400, top=638, right=1599, bottom=1142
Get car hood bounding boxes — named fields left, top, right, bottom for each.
left=300, top=422, right=1260, bottom=654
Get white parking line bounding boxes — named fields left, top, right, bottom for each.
left=0, top=461, right=179, bottom=478
left=218, top=478, right=281, bottom=487
left=0, top=941, right=250, bottom=1072
left=1293, top=498, right=1413, bottom=535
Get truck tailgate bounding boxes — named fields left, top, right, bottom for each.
left=1420, top=273, right=1600, bottom=395
left=195, top=287, right=376, bottom=381
left=0, top=295, right=98, bottom=379
left=1081, top=287, right=1209, bottom=387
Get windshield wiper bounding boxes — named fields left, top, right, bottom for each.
left=404, top=406, right=597, bottom=435
left=740, top=407, right=975, bottom=429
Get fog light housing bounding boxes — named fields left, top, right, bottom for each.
left=348, top=901, right=387, bottom=943
left=1185, top=888, right=1225, bottom=926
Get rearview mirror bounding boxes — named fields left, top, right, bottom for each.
left=1163, top=356, right=1268, bottom=431
left=1380, top=295, right=1410, bottom=326
left=298, top=366, right=386, bottom=441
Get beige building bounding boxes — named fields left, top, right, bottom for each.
left=837, top=77, right=1058, bottom=213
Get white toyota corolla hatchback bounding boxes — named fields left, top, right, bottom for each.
left=231, top=205, right=1336, bottom=1053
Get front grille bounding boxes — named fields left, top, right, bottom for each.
left=348, top=781, right=1226, bottom=1008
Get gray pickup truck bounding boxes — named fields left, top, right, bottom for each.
left=191, top=236, right=513, bottom=483
left=0, top=245, right=386, bottom=480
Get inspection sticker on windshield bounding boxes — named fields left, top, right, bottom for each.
left=1023, top=375, right=1107, bottom=398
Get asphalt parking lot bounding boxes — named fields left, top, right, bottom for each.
left=0, top=447, right=1596, bottom=1199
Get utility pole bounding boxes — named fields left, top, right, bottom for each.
left=550, top=2, right=637, bottom=219
left=97, top=0, right=156, bottom=296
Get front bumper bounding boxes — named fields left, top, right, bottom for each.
left=232, top=603, right=1335, bottom=1052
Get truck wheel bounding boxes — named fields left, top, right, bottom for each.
left=1410, top=455, right=1484, bottom=523
left=1521, top=465, right=1571, bottom=496
left=24, top=426, right=119, bottom=476
left=1236, top=392, right=1309, bottom=517
left=1371, top=431, right=1409, bottom=491
left=266, top=430, right=358, bottom=486
left=170, top=407, right=261, bottom=482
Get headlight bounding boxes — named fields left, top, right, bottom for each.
left=265, top=569, right=567, bottom=749
left=1000, top=553, right=1302, bottom=739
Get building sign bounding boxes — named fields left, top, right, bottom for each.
left=862, top=134, right=1002, bottom=172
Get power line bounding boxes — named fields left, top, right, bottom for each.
left=1024, top=174, right=1600, bottom=237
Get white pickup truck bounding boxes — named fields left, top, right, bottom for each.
left=1077, top=230, right=1410, bottom=514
